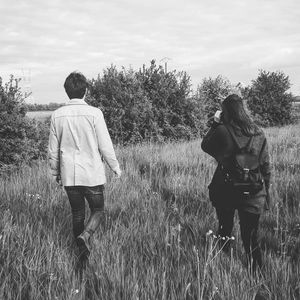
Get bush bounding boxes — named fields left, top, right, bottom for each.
left=0, top=76, right=48, bottom=172
left=245, top=70, right=294, bottom=126
left=88, top=60, right=203, bottom=144
left=194, top=75, right=239, bottom=132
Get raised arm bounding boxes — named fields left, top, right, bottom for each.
left=201, top=123, right=232, bottom=163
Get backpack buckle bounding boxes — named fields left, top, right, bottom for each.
left=243, top=168, right=249, bottom=181
left=243, top=191, right=250, bottom=199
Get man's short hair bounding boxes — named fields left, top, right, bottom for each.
left=64, top=71, right=88, bottom=99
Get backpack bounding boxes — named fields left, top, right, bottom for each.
left=221, top=125, right=264, bottom=195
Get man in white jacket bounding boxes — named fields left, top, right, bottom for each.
left=48, top=71, right=121, bottom=263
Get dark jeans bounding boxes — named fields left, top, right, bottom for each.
left=65, top=185, right=105, bottom=239
left=215, top=207, right=262, bottom=271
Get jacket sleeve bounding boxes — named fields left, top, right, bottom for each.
left=259, top=137, right=271, bottom=189
left=201, top=123, right=232, bottom=163
left=48, top=115, right=60, bottom=177
left=259, top=136, right=271, bottom=209
left=94, top=110, right=121, bottom=174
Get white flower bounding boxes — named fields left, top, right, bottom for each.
left=206, top=230, right=213, bottom=236
left=71, top=289, right=80, bottom=295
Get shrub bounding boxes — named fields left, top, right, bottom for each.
left=245, top=70, right=294, bottom=126
left=194, top=75, right=239, bottom=132
left=0, top=76, right=48, bottom=172
left=88, top=60, right=203, bottom=144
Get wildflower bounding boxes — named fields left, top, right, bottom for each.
left=71, top=289, right=80, bottom=295
left=49, top=273, right=57, bottom=281
left=178, top=224, right=181, bottom=232
left=213, top=286, right=219, bottom=292
left=206, top=230, right=213, bottom=236
left=212, top=285, right=219, bottom=296
left=192, top=245, right=198, bottom=254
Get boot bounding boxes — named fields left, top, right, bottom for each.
left=77, top=231, right=91, bottom=253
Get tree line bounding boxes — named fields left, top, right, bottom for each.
left=87, top=60, right=294, bottom=143
left=0, top=60, right=296, bottom=170
left=26, top=102, right=65, bottom=111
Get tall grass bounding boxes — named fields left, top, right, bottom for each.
left=0, top=124, right=300, bottom=299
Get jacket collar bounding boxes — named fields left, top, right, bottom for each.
left=66, top=98, right=88, bottom=105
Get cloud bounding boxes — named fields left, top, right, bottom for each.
left=0, top=0, right=300, bottom=102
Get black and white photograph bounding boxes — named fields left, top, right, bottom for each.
left=0, top=0, right=299, bottom=299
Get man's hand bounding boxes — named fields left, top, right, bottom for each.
left=114, top=168, right=122, bottom=178
left=56, top=175, right=62, bottom=186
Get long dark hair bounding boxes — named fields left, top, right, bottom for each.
left=222, top=94, right=261, bottom=136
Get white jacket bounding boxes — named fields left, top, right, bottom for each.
left=48, top=98, right=121, bottom=186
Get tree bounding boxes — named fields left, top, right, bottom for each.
left=194, top=75, right=238, bottom=132
left=0, top=76, right=27, bottom=116
left=245, top=70, right=294, bottom=126
left=0, top=76, right=48, bottom=171
left=88, top=60, right=202, bottom=144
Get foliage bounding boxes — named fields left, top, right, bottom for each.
left=0, top=76, right=48, bottom=171
left=0, top=76, right=27, bottom=116
left=88, top=60, right=203, bottom=144
left=194, top=75, right=239, bottom=130
left=245, top=70, right=294, bottom=126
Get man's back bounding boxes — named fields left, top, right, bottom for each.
left=49, top=98, right=120, bottom=186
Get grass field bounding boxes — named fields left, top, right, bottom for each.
left=0, top=124, right=300, bottom=299
left=26, top=111, right=53, bottom=121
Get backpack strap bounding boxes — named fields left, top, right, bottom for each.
left=225, top=124, right=241, bottom=148
left=245, top=135, right=254, bottom=152
left=225, top=124, right=262, bottom=155
left=258, top=137, right=267, bottom=161
left=225, top=124, right=253, bottom=150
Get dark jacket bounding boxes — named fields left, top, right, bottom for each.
left=201, top=122, right=271, bottom=214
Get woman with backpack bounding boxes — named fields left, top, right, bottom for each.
left=201, top=94, right=271, bottom=273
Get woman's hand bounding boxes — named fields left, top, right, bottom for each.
left=214, top=110, right=223, bottom=123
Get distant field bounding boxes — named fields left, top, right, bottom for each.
left=26, top=110, right=53, bottom=121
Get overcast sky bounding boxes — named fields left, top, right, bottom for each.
left=1, top=0, right=300, bottom=103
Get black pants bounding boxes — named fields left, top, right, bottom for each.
left=65, top=185, right=105, bottom=239
left=215, top=207, right=262, bottom=271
